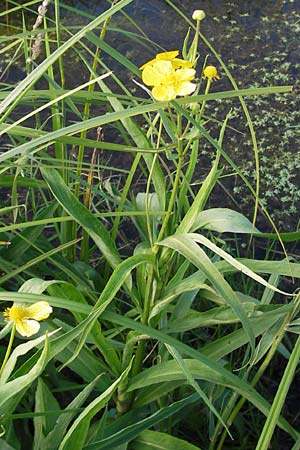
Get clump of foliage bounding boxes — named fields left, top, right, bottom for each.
left=0, top=1, right=299, bottom=450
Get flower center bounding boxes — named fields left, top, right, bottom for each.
left=164, top=73, right=179, bottom=86
left=5, top=304, right=28, bottom=321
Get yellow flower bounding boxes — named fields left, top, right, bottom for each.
left=140, top=50, right=193, bottom=70
left=203, top=65, right=220, bottom=81
left=142, top=60, right=196, bottom=101
left=3, top=301, right=52, bottom=337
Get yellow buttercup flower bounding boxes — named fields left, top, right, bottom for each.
left=3, top=301, right=52, bottom=337
left=142, top=60, right=196, bottom=101
left=203, top=65, right=220, bottom=81
left=140, top=50, right=193, bottom=70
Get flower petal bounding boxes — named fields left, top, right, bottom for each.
left=140, top=57, right=157, bottom=70
left=16, top=319, right=40, bottom=337
left=175, top=68, right=196, bottom=82
left=175, top=82, right=197, bottom=97
left=152, top=85, right=176, bottom=101
left=142, top=61, right=173, bottom=86
left=26, top=301, right=52, bottom=320
left=156, top=50, right=179, bottom=60
left=171, top=58, right=194, bottom=69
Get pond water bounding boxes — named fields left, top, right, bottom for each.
left=1, top=0, right=300, bottom=229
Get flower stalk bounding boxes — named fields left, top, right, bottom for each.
left=0, top=323, right=15, bottom=379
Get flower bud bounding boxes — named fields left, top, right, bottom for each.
left=203, top=65, right=220, bottom=80
left=192, top=10, right=206, bottom=21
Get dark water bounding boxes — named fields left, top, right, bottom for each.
left=70, top=0, right=300, bottom=228
left=1, top=0, right=300, bottom=228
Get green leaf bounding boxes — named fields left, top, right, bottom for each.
left=189, top=233, right=291, bottom=296
left=176, top=163, right=221, bottom=235
left=43, top=376, right=102, bottom=450
left=201, top=304, right=292, bottom=361
left=3, top=202, right=58, bottom=262
left=0, top=440, right=17, bottom=450
left=60, top=253, right=154, bottom=370
left=33, top=378, right=60, bottom=450
left=100, top=311, right=297, bottom=439
left=158, top=234, right=255, bottom=352
left=0, top=335, right=50, bottom=413
left=215, top=258, right=300, bottom=279
left=131, top=430, right=202, bottom=450
left=58, top=361, right=133, bottom=450
left=85, top=32, right=140, bottom=76
left=40, top=167, right=121, bottom=270
left=165, top=344, right=230, bottom=436
left=127, top=357, right=297, bottom=438
left=0, top=331, right=57, bottom=384
left=19, top=278, right=67, bottom=295
left=83, top=394, right=199, bottom=450
left=168, top=303, right=256, bottom=333
left=0, top=238, right=80, bottom=286
left=192, top=208, right=260, bottom=233
left=255, top=335, right=300, bottom=450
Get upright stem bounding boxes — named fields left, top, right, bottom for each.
left=153, top=111, right=184, bottom=252
left=146, top=118, right=163, bottom=247
left=154, top=154, right=183, bottom=246
left=130, top=112, right=185, bottom=405
left=190, top=18, right=200, bottom=64
left=198, top=78, right=212, bottom=120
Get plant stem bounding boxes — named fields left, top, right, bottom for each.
left=146, top=118, right=163, bottom=246
left=73, top=0, right=120, bottom=260
left=214, top=294, right=300, bottom=450
left=0, top=324, right=16, bottom=379
left=198, top=78, right=212, bottom=119
left=153, top=111, right=184, bottom=252
left=255, top=334, right=300, bottom=450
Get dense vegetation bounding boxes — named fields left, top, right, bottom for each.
left=0, top=1, right=299, bottom=449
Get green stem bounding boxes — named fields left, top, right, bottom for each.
left=128, top=264, right=155, bottom=409
left=214, top=294, right=300, bottom=450
left=146, top=118, right=163, bottom=246
left=153, top=110, right=184, bottom=252
left=0, top=324, right=16, bottom=379
left=255, top=334, right=300, bottom=450
left=190, top=19, right=200, bottom=64
left=153, top=154, right=184, bottom=253
left=198, top=78, right=212, bottom=119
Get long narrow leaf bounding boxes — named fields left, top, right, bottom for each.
left=255, top=335, right=300, bottom=450
left=83, top=394, right=200, bottom=450
left=158, top=234, right=255, bottom=352
left=101, top=310, right=298, bottom=440
left=40, top=167, right=121, bottom=269
left=0, top=335, right=49, bottom=413
left=58, top=360, right=133, bottom=450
